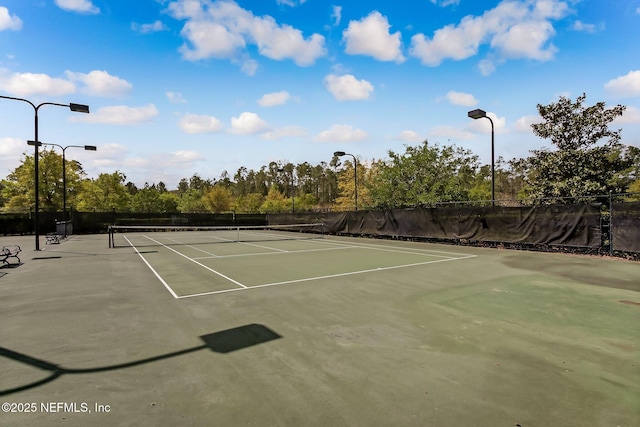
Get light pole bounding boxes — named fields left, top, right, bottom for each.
left=0, top=95, right=89, bottom=250
left=27, top=141, right=97, bottom=236
left=334, top=151, right=358, bottom=211
left=467, top=108, right=495, bottom=206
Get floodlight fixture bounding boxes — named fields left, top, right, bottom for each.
left=467, top=108, right=487, bottom=120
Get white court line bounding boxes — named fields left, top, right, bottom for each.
left=141, top=234, right=247, bottom=289
left=318, top=237, right=474, bottom=257
left=124, top=235, right=180, bottom=299
left=192, top=244, right=359, bottom=260
left=237, top=240, right=289, bottom=252
left=178, top=254, right=477, bottom=299
left=164, top=237, right=221, bottom=258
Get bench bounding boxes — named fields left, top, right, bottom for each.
left=46, top=233, right=61, bottom=244
left=1, top=245, right=21, bottom=266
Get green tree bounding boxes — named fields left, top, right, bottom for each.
left=517, top=93, right=631, bottom=200
left=629, top=179, right=640, bottom=201
left=177, top=188, right=206, bottom=213
left=158, top=192, right=179, bottom=212
left=368, top=141, right=479, bottom=208
left=333, top=157, right=374, bottom=211
left=203, top=185, right=233, bottom=213
left=234, top=193, right=264, bottom=213
left=1, top=150, right=86, bottom=212
left=76, top=171, right=131, bottom=211
left=130, top=184, right=167, bottom=213
left=260, top=186, right=288, bottom=213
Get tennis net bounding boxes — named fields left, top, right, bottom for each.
left=108, top=223, right=325, bottom=248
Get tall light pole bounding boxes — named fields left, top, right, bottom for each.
left=1, top=95, right=90, bottom=249
left=468, top=108, right=495, bottom=206
left=334, top=151, right=358, bottom=211
left=27, top=141, right=97, bottom=236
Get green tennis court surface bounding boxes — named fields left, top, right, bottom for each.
left=113, top=229, right=476, bottom=298
left=1, top=233, right=638, bottom=426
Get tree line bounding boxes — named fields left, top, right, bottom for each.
left=1, top=94, right=639, bottom=214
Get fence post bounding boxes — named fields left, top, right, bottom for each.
left=609, top=191, right=613, bottom=256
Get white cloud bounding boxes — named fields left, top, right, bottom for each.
left=179, top=113, right=224, bottom=134
left=250, top=18, right=326, bottom=66
left=229, top=112, right=269, bottom=134
left=410, top=20, right=482, bottom=66
left=276, top=0, right=307, bottom=7
left=0, top=137, right=28, bottom=179
left=0, top=136, right=25, bottom=158
left=168, top=0, right=326, bottom=67
left=615, top=106, right=640, bottom=124
left=571, top=20, right=602, bottom=33
left=410, top=0, right=569, bottom=71
left=73, top=104, right=159, bottom=125
left=395, top=130, right=424, bottom=143
left=65, top=70, right=132, bottom=97
left=179, top=20, right=246, bottom=60
left=478, top=58, right=498, bottom=76
left=490, top=20, right=557, bottom=60
left=343, top=11, right=405, bottom=63
left=445, top=90, right=478, bottom=107
left=428, top=125, right=474, bottom=140
left=604, top=70, right=640, bottom=98
left=0, top=69, right=132, bottom=98
left=166, top=91, right=187, bottom=103
left=466, top=112, right=507, bottom=134
left=55, top=0, right=100, bottom=14
left=239, top=57, right=259, bottom=76
left=90, top=142, right=128, bottom=159
left=261, top=125, right=307, bottom=140
left=430, top=0, right=460, bottom=6
left=324, top=74, right=374, bottom=101
left=258, top=91, right=291, bottom=107
left=168, top=150, right=205, bottom=164
left=514, top=114, right=542, bottom=132
left=331, top=6, right=342, bottom=27
left=132, top=20, right=168, bottom=34
left=314, top=124, right=368, bottom=142
left=0, top=7, right=22, bottom=31
left=0, top=69, right=76, bottom=97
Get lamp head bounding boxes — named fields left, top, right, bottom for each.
left=84, top=145, right=97, bottom=151
left=467, top=109, right=487, bottom=119
left=334, top=151, right=346, bottom=157
left=27, top=140, right=42, bottom=147
left=69, top=103, right=90, bottom=113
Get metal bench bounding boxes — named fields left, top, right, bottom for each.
left=1, top=245, right=21, bottom=266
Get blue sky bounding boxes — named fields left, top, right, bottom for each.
left=0, top=0, right=639, bottom=188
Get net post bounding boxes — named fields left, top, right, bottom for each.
left=108, top=225, right=113, bottom=248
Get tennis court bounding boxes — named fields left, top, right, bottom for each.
left=108, top=225, right=476, bottom=298
left=1, top=232, right=639, bottom=426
